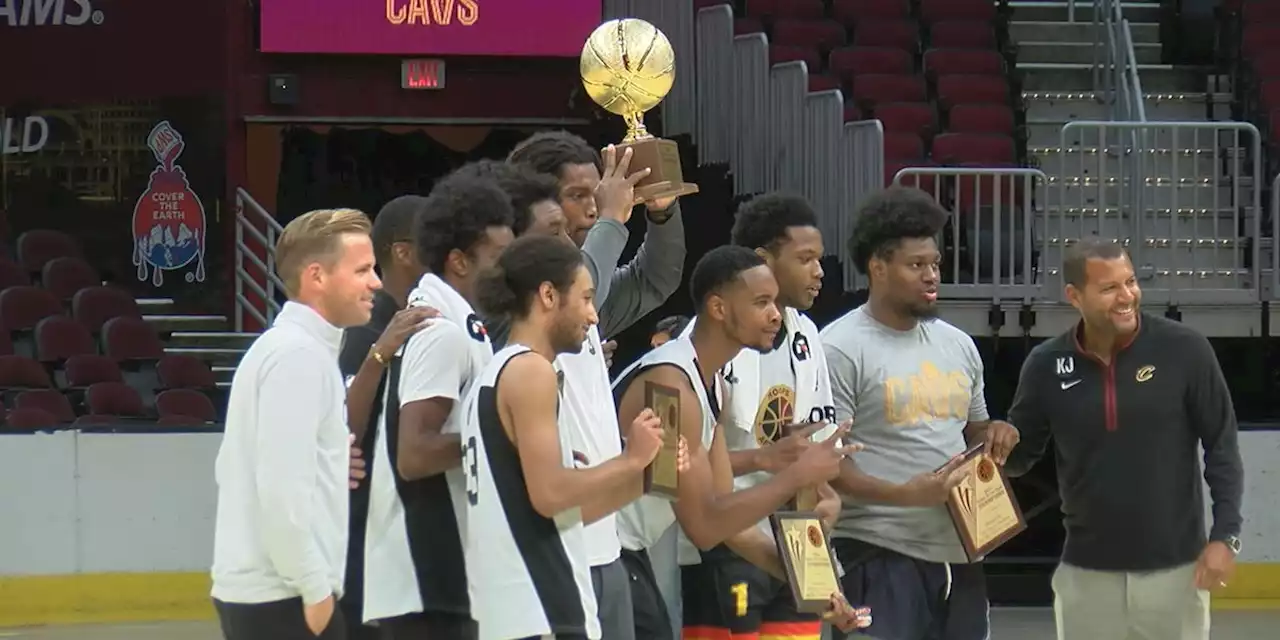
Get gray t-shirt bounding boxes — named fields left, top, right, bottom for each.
left=820, top=305, right=988, bottom=564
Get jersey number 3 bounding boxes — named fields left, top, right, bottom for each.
left=464, top=436, right=480, bottom=506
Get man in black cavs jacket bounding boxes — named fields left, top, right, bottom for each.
left=1005, top=237, right=1243, bottom=640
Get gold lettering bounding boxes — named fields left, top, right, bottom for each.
left=386, top=0, right=406, bottom=24
left=457, top=0, right=478, bottom=25
left=408, top=0, right=429, bottom=25
left=430, top=0, right=455, bottom=24
left=881, top=361, right=972, bottom=426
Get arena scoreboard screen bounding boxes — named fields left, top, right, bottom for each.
left=259, top=0, right=602, bottom=56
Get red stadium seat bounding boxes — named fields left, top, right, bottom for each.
left=41, top=257, right=100, bottom=301
left=0, top=286, right=63, bottom=332
left=924, top=49, right=1004, bottom=77
left=0, top=257, right=28, bottom=291
left=1261, top=79, right=1280, bottom=110
left=65, top=354, right=125, bottom=388
left=157, top=414, right=209, bottom=427
left=920, top=0, right=997, bottom=23
left=156, top=389, right=217, bottom=423
left=773, top=19, right=847, bottom=50
left=808, top=74, right=842, bottom=92
left=0, top=330, right=12, bottom=356
left=1244, top=0, right=1280, bottom=23
left=1243, top=25, right=1280, bottom=57
left=844, top=104, right=865, bottom=121
left=949, top=104, right=1015, bottom=135
left=0, top=355, right=53, bottom=390
left=884, top=132, right=926, bottom=161
left=876, top=102, right=937, bottom=139
left=73, top=287, right=142, bottom=334
left=16, top=229, right=82, bottom=275
left=829, top=47, right=914, bottom=78
left=6, top=407, right=58, bottom=430
left=102, top=316, right=165, bottom=363
left=930, top=21, right=996, bottom=49
left=932, top=133, right=1015, bottom=164
left=157, top=355, right=216, bottom=389
left=748, top=0, right=825, bottom=20
left=936, top=74, right=1010, bottom=107
left=735, top=17, right=765, bottom=35
left=85, top=381, right=146, bottom=418
left=769, top=45, right=822, bottom=70
left=35, top=316, right=95, bottom=364
left=15, top=389, right=75, bottom=423
left=853, top=20, right=919, bottom=51
left=832, top=0, right=910, bottom=25
left=852, top=74, right=928, bottom=106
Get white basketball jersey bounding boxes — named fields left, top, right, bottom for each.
left=462, top=345, right=600, bottom=640
left=554, top=325, right=622, bottom=567
left=610, top=336, right=720, bottom=552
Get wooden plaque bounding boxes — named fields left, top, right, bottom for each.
left=770, top=512, right=843, bottom=614
left=617, top=137, right=700, bottom=202
left=942, top=443, right=1028, bottom=562
left=642, top=381, right=681, bottom=499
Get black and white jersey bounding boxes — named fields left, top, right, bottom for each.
left=610, top=336, right=721, bottom=553
left=462, top=344, right=599, bottom=640
left=363, top=274, right=491, bottom=622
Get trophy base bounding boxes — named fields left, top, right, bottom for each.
left=615, top=137, right=700, bottom=204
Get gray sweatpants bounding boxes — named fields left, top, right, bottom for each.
left=591, top=558, right=635, bottom=640
left=1053, top=561, right=1210, bottom=640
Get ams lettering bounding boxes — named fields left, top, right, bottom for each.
left=386, top=0, right=478, bottom=26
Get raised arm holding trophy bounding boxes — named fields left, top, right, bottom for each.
left=580, top=18, right=700, bottom=203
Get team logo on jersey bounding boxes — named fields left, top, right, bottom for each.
left=1055, top=356, right=1075, bottom=377
left=792, top=333, right=811, bottom=361
left=722, top=362, right=738, bottom=384
left=465, top=313, right=488, bottom=342
left=752, top=384, right=795, bottom=446
left=1135, top=365, right=1155, bottom=383
left=132, top=121, right=206, bottom=287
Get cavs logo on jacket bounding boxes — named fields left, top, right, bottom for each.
left=465, top=313, right=488, bottom=342
left=792, top=332, right=811, bottom=361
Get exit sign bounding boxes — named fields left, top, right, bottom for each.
left=401, top=59, right=445, bottom=90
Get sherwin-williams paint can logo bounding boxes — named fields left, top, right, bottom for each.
left=132, top=121, right=206, bottom=287
left=0, top=0, right=104, bottom=27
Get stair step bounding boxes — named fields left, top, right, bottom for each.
left=1009, top=1, right=1163, bottom=23
left=1042, top=207, right=1244, bottom=217
left=144, top=314, right=228, bottom=333
left=1016, top=41, right=1162, bottom=65
left=212, top=366, right=236, bottom=383
left=1010, top=20, right=1160, bottom=44
left=164, top=346, right=247, bottom=366
left=166, top=331, right=259, bottom=348
left=1018, top=64, right=1208, bottom=92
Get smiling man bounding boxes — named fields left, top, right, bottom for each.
left=1004, top=237, right=1243, bottom=640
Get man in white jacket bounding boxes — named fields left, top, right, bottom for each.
left=212, top=208, right=382, bottom=640
left=679, top=193, right=846, bottom=640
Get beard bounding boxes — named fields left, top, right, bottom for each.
left=550, top=314, right=586, bottom=355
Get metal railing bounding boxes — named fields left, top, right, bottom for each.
left=233, top=188, right=287, bottom=332
left=1054, top=122, right=1262, bottom=305
left=1096, top=0, right=1147, bottom=121
left=694, top=3, right=884, bottom=292
left=602, top=0, right=697, bottom=139
left=1272, top=173, right=1280, bottom=300
left=894, top=168, right=1046, bottom=303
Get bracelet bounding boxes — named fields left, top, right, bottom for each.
left=369, top=345, right=390, bottom=366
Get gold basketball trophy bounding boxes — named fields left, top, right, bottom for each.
left=580, top=18, right=700, bottom=201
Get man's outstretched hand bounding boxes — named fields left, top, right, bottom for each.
left=823, top=592, right=872, bottom=632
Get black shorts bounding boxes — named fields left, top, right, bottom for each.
left=214, top=597, right=346, bottom=640
left=681, top=545, right=822, bottom=639
left=831, top=538, right=989, bottom=640
left=620, top=548, right=675, bottom=640
left=380, top=610, right=476, bottom=640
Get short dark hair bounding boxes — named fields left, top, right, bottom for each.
left=508, top=130, right=602, bottom=179
left=475, top=234, right=585, bottom=320
left=849, top=186, right=948, bottom=274
left=448, top=160, right=561, bottom=235
left=1063, top=236, right=1128, bottom=288
left=414, top=173, right=515, bottom=274
left=654, top=315, right=690, bottom=338
left=689, top=245, right=768, bottom=309
left=731, top=193, right=820, bottom=251
left=371, top=195, right=427, bottom=264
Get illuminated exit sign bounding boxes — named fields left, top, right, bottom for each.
left=401, top=59, right=446, bottom=90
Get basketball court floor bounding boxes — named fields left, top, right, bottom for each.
left=3, top=609, right=1279, bottom=639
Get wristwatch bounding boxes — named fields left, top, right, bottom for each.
left=1222, top=535, right=1242, bottom=555
left=368, top=344, right=390, bottom=366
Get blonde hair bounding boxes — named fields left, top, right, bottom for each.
left=275, top=208, right=372, bottom=297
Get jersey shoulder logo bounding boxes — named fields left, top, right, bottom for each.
left=465, top=313, right=488, bottom=342
left=1055, top=355, right=1074, bottom=377
left=792, top=332, right=811, bottom=361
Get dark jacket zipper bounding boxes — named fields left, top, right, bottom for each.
left=1103, top=360, right=1117, bottom=431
